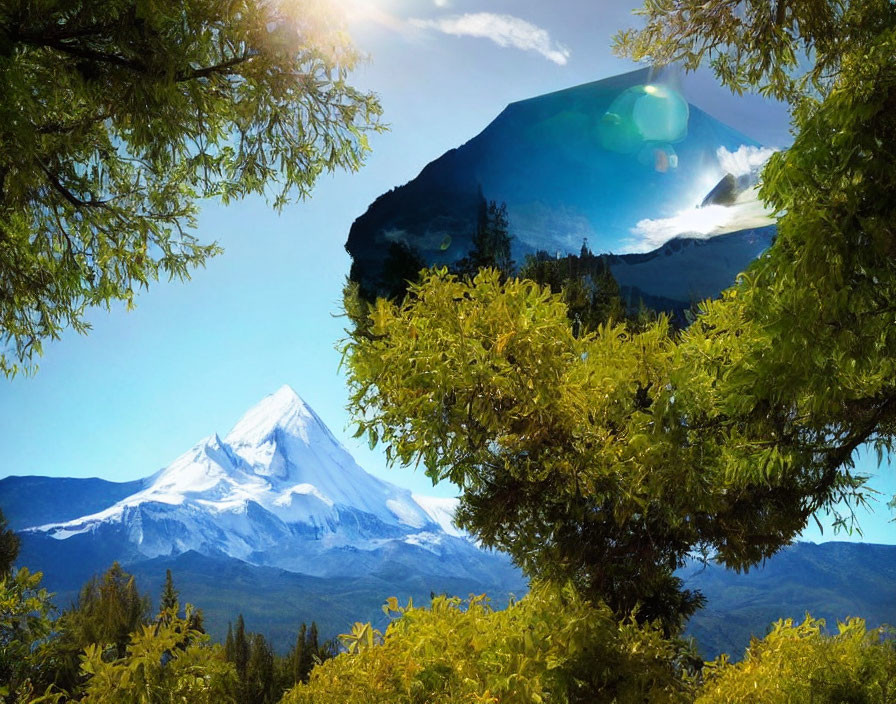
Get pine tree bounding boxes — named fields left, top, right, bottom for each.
left=234, top=614, right=249, bottom=682
left=307, top=621, right=320, bottom=666
left=247, top=633, right=275, bottom=704
left=0, top=508, right=19, bottom=575
left=453, top=191, right=514, bottom=279
left=292, top=623, right=307, bottom=684
left=46, top=562, right=151, bottom=690
left=224, top=623, right=235, bottom=663
left=158, top=569, right=179, bottom=623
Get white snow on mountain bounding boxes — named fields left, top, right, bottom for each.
left=28, top=386, right=483, bottom=578
left=412, top=494, right=464, bottom=538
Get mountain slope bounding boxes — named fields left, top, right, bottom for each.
left=683, top=542, right=896, bottom=660
left=0, top=476, right=145, bottom=531
left=9, top=386, right=524, bottom=610
left=346, top=67, right=775, bottom=302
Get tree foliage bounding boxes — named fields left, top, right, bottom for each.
left=0, top=568, right=58, bottom=703
left=79, top=606, right=237, bottom=704
left=615, top=0, right=896, bottom=530
left=0, top=510, right=19, bottom=577
left=696, top=617, right=896, bottom=703
left=0, top=0, right=383, bottom=375
left=282, top=582, right=695, bottom=704
left=344, top=269, right=843, bottom=628
left=613, top=0, right=896, bottom=104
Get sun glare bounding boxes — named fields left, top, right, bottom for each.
left=328, top=0, right=395, bottom=24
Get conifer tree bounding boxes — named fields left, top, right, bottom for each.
left=292, top=623, right=307, bottom=684
left=0, top=508, right=19, bottom=575
left=45, top=562, right=151, bottom=691
left=247, top=633, right=275, bottom=704
left=454, top=193, right=514, bottom=279
left=225, top=622, right=235, bottom=662
left=159, top=569, right=179, bottom=618
left=233, top=614, right=249, bottom=683
left=308, top=621, right=319, bottom=660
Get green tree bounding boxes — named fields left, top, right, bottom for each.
left=345, top=270, right=738, bottom=629
left=246, top=633, right=275, bottom=704
left=0, top=509, right=19, bottom=576
left=282, top=583, right=696, bottom=704
left=291, top=623, right=306, bottom=684
left=66, top=562, right=149, bottom=659
left=0, top=0, right=383, bottom=376
left=232, top=613, right=250, bottom=697
left=0, top=567, right=60, bottom=703
left=307, top=621, right=319, bottom=662
left=159, top=568, right=178, bottom=615
left=46, top=562, right=151, bottom=692
left=79, top=606, right=237, bottom=704
left=224, top=622, right=235, bottom=663
left=454, top=193, right=514, bottom=278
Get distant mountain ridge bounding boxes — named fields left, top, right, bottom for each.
left=3, top=386, right=525, bottom=647
left=683, top=541, right=896, bottom=660
left=2, top=391, right=894, bottom=658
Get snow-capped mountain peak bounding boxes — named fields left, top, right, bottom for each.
left=225, top=385, right=319, bottom=448
left=26, top=387, right=477, bottom=579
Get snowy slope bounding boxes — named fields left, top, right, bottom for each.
left=25, top=387, right=498, bottom=580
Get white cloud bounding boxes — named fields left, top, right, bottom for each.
left=626, top=189, right=775, bottom=252
left=410, top=13, right=570, bottom=65
left=433, top=0, right=451, bottom=6
left=717, top=145, right=777, bottom=177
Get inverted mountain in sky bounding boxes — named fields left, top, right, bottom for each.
left=346, top=67, right=776, bottom=302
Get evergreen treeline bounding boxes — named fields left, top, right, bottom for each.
left=520, top=241, right=627, bottom=337
left=222, top=614, right=335, bottom=704
left=0, top=511, right=335, bottom=703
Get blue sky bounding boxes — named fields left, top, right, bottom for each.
left=1, top=0, right=893, bottom=543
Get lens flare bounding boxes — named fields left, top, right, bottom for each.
left=597, top=84, right=689, bottom=170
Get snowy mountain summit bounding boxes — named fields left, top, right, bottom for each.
left=29, top=386, right=491, bottom=579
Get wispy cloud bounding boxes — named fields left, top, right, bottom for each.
left=717, top=145, right=777, bottom=177
left=410, top=13, right=570, bottom=65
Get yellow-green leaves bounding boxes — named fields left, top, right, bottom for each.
left=282, top=582, right=695, bottom=704
left=0, top=0, right=384, bottom=375
left=696, top=616, right=896, bottom=704
left=78, top=607, right=237, bottom=704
